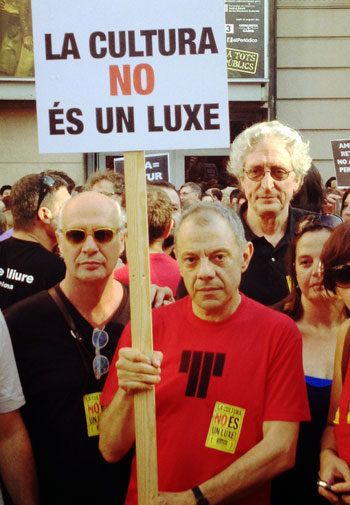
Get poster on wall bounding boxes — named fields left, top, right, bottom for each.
left=114, top=153, right=170, bottom=182
left=331, top=139, right=350, bottom=188
left=31, top=0, right=230, bottom=153
left=0, top=0, right=34, bottom=78
left=225, top=0, right=267, bottom=80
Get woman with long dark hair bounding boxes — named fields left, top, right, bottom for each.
left=272, top=214, right=344, bottom=505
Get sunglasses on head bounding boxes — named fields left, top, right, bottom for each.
left=244, top=166, right=293, bottom=182
left=36, top=174, right=67, bottom=214
left=294, top=214, right=343, bottom=235
left=62, top=228, right=119, bottom=244
left=326, top=264, right=350, bottom=288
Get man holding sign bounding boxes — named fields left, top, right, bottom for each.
left=99, top=202, right=310, bottom=505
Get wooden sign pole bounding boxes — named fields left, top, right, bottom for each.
left=124, top=151, right=158, bottom=505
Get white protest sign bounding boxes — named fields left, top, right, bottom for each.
left=31, top=0, right=230, bottom=154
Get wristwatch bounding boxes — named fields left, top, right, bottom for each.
left=192, top=486, right=210, bottom=505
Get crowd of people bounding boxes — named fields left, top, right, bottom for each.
left=1, top=120, right=350, bottom=505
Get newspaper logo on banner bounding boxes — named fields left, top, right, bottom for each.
left=331, top=140, right=350, bottom=188
left=31, top=0, right=229, bottom=153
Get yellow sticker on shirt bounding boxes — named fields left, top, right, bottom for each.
left=334, top=407, right=350, bottom=424
left=205, top=401, right=245, bottom=454
left=83, top=392, right=102, bottom=437
left=334, top=408, right=339, bottom=424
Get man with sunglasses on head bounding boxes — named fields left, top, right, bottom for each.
left=228, top=120, right=313, bottom=306
left=3, top=191, right=135, bottom=505
left=0, top=172, right=70, bottom=309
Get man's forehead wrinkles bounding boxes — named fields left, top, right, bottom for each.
left=246, top=154, right=291, bottom=165
left=63, top=199, right=118, bottom=223
left=64, top=217, right=118, bottom=230
left=181, top=245, right=232, bottom=256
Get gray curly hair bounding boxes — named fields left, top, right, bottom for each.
left=228, top=120, right=312, bottom=179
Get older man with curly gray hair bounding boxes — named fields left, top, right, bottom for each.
left=228, top=120, right=312, bottom=306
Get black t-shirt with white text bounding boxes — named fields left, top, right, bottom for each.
left=0, top=237, right=66, bottom=309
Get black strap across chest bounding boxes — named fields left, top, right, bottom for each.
left=48, top=286, right=94, bottom=376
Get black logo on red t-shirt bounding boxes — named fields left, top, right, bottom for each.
left=179, top=350, right=226, bottom=398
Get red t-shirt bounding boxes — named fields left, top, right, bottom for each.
left=114, top=253, right=181, bottom=296
left=101, top=294, right=310, bottom=505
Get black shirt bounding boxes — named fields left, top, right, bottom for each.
left=239, top=203, right=310, bottom=306
left=0, top=237, right=66, bottom=309
left=5, top=285, right=132, bottom=505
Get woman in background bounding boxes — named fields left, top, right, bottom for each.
left=272, top=214, right=344, bottom=505
left=340, top=188, right=350, bottom=223
left=292, top=163, right=325, bottom=213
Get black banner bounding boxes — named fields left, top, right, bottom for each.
left=331, top=140, right=350, bottom=188
left=225, top=0, right=265, bottom=80
left=114, top=153, right=169, bottom=182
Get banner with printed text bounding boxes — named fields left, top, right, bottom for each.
left=331, top=140, right=350, bottom=188
left=225, top=0, right=267, bottom=80
left=114, top=153, right=169, bottom=182
left=31, top=0, right=230, bottom=153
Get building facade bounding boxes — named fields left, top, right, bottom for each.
left=277, top=0, right=350, bottom=182
left=0, top=0, right=349, bottom=187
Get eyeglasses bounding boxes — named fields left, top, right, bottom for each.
left=243, top=166, right=293, bottom=182
left=36, top=174, right=66, bottom=214
left=92, top=328, right=109, bottom=380
left=62, top=228, right=119, bottom=244
left=326, top=264, right=350, bottom=288
left=295, top=214, right=343, bottom=235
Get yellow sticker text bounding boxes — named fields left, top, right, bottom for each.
left=83, top=392, right=102, bottom=437
left=205, top=401, right=245, bottom=454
